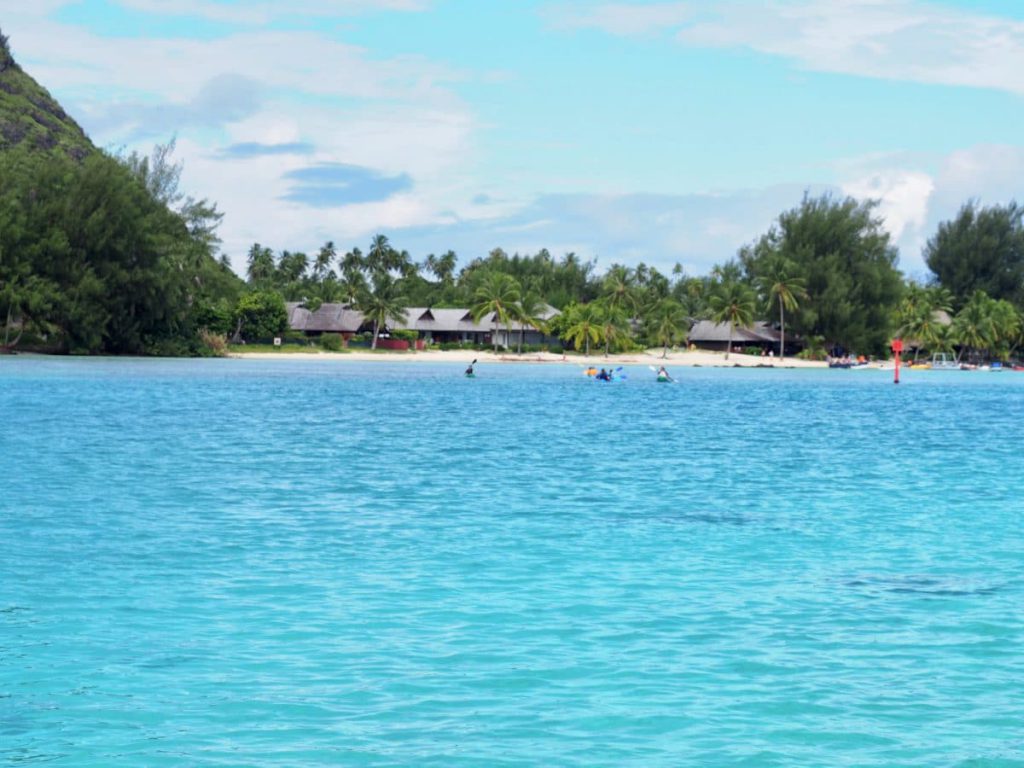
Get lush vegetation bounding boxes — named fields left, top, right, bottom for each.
left=4, top=28, right=1024, bottom=361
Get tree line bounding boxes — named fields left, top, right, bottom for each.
left=5, top=140, right=1024, bottom=360
left=227, top=194, right=1024, bottom=360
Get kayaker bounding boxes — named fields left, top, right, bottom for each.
left=657, top=366, right=673, bottom=382
left=596, top=368, right=611, bottom=381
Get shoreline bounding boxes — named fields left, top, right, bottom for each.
left=229, top=348, right=831, bottom=368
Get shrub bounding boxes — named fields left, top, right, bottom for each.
left=319, top=333, right=345, bottom=352
left=198, top=329, right=229, bottom=357
left=743, top=346, right=763, bottom=357
left=234, top=291, right=287, bottom=342
left=392, top=329, right=419, bottom=342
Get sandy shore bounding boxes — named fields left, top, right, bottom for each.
left=232, top=348, right=830, bottom=368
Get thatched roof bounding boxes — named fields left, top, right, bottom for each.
left=688, top=320, right=780, bottom=344
left=286, top=303, right=364, bottom=333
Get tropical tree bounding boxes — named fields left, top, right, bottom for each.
left=312, top=241, right=336, bottom=282
left=561, top=302, right=603, bottom=356
left=648, top=298, right=687, bottom=358
left=597, top=300, right=630, bottom=357
left=233, top=290, right=287, bottom=342
left=246, top=243, right=276, bottom=286
left=925, top=201, right=1024, bottom=309
left=952, top=290, right=996, bottom=363
left=515, top=290, right=548, bottom=354
left=471, top=271, right=521, bottom=352
left=708, top=281, right=756, bottom=360
left=601, top=265, right=639, bottom=318
left=741, top=193, right=903, bottom=355
left=356, top=272, right=408, bottom=350
left=755, top=257, right=807, bottom=360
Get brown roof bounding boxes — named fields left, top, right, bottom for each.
left=286, top=303, right=364, bottom=333
left=687, top=320, right=780, bottom=344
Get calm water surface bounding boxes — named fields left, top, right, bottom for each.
left=2, top=358, right=1023, bottom=766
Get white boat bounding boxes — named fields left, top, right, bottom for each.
left=930, top=353, right=960, bottom=371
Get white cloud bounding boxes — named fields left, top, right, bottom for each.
left=0, top=0, right=484, bottom=272
left=547, top=2, right=693, bottom=36
left=559, top=0, right=1024, bottom=96
left=114, top=0, right=429, bottom=25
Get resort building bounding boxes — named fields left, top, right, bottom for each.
left=286, top=302, right=364, bottom=339
left=385, top=307, right=491, bottom=345
left=285, top=302, right=562, bottom=348
left=687, top=320, right=795, bottom=355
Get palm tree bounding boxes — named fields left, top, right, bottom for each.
left=515, top=291, right=548, bottom=354
left=597, top=300, right=629, bottom=358
left=952, top=290, right=995, bottom=363
left=756, top=259, right=807, bottom=360
left=562, top=302, right=603, bottom=356
left=471, top=272, right=521, bottom=352
left=600, top=266, right=638, bottom=355
left=649, top=298, right=687, bottom=358
left=899, top=304, right=946, bottom=362
left=708, top=281, right=756, bottom=361
left=312, top=241, right=336, bottom=282
left=246, top=243, right=276, bottom=286
left=356, top=273, right=407, bottom=350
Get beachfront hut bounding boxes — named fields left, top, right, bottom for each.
left=492, top=304, right=562, bottom=349
left=687, top=320, right=793, bottom=355
left=286, top=302, right=364, bottom=338
left=387, top=307, right=492, bottom=345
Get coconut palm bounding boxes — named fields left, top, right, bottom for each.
left=245, top=243, right=276, bottom=286
left=471, top=271, right=521, bottom=352
left=708, top=281, right=756, bottom=361
left=597, top=300, right=630, bottom=357
left=900, top=304, right=945, bottom=362
left=952, top=290, right=995, bottom=363
left=312, top=241, right=336, bottom=282
left=515, top=290, right=548, bottom=354
left=756, top=258, right=807, bottom=360
left=356, top=273, right=407, bottom=350
left=648, top=298, right=687, bottom=358
left=562, top=302, right=603, bottom=356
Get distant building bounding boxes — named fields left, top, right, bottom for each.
left=286, top=303, right=363, bottom=338
left=388, top=307, right=492, bottom=345
left=285, top=302, right=562, bottom=348
left=688, top=320, right=797, bottom=354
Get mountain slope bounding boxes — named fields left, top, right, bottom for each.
left=0, top=29, right=93, bottom=160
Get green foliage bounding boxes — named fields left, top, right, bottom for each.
left=0, top=141, right=241, bottom=355
left=198, top=329, right=229, bottom=357
left=926, top=202, right=1024, bottom=310
left=742, top=193, right=903, bottom=355
left=708, top=281, right=757, bottom=360
left=391, top=329, right=419, bottom=342
left=0, top=32, right=93, bottom=161
left=471, top=271, right=521, bottom=352
left=234, top=291, right=287, bottom=342
left=319, top=332, right=345, bottom=351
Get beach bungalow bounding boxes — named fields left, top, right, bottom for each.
left=687, top=320, right=795, bottom=355
left=286, top=302, right=364, bottom=339
left=491, top=304, right=562, bottom=349
left=387, top=307, right=493, bottom=345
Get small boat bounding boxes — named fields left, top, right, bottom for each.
left=930, top=353, right=960, bottom=371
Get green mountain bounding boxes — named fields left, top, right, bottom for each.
left=0, top=29, right=93, bottom=160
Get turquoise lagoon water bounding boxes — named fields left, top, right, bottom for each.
left=2, top=357, right=1023, bottom=767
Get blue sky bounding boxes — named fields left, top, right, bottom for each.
left=3, top=0, right=1024, bottom=278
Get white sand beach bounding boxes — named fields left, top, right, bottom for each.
left=233, top=348, right=830, bottom=368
